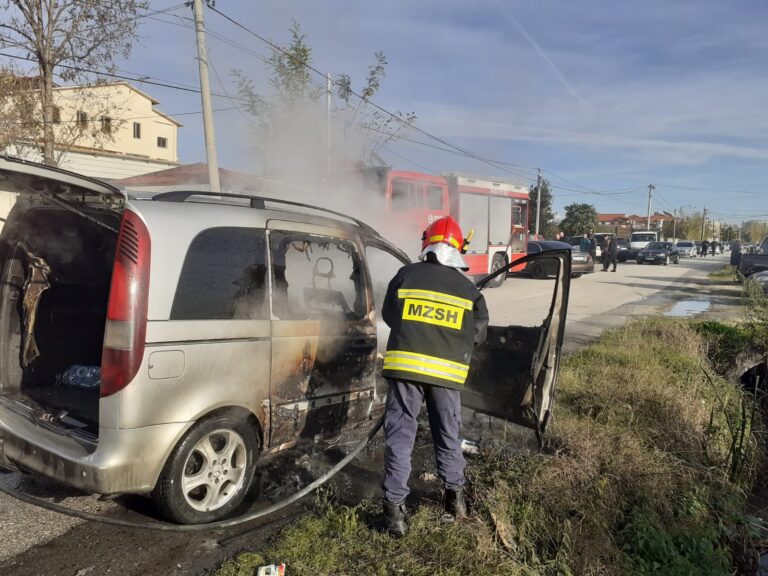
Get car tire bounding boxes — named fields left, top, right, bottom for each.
left=153, top=412, right=259, bottom=524
left=531, top=262, right=546, bottom=279
left=674, top=255, right=680, bottom=264
left=637, top=260, right=643, bottom=265
left=571, top=273, right=582, bottom=279
left=488, top=253, right=507, bottom=288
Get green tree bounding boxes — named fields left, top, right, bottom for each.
left=0, top=0, right=148, bottom=165
left=233, top=21, right=416, bottom=175
left=529, top=178, right=554, bottom=234
left=743, top=221, right=767, bottom=243
left=560, top=203, right=598, bottom=237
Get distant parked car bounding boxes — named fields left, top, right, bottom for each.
left=637, top=241, right=680, bottom=265
left=615, top=238, right=633, bottom=261
left=526, top=240, right=593, bottom=278
left=675, top=240, right=697, bottom=258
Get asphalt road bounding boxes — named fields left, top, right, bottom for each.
left=0, top=253, right=735, bottom=575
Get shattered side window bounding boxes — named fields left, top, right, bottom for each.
left=365, top=245, right=405, bottom=312
left=171, top=227, right=268, bottom=320
left=270, top=231, right=366, bottom=321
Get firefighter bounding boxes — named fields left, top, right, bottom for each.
left=380, top=216, right=489, bottom=537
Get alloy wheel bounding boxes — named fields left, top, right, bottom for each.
left=181, top=429, right=248, bottom=512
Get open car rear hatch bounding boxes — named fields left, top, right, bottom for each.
left=0, top=155, right=125, bottom=212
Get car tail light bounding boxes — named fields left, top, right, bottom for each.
left=101, top=210, right=151, bottom=397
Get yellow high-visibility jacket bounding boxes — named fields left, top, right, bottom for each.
left=381, top=260, right=488, bottom=390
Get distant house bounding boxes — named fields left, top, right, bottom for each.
left=0, top=81, right=183, bottom=231
left=597, top=212, right=673, bottom=234
left=4, top=81, right=182, bottom=180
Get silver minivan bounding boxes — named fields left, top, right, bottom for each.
left=0, top=157, right=569, bottom=524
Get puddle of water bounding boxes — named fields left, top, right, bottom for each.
left=664, top=299, right=711, bottom=317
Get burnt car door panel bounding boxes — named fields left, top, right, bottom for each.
left=267, top=225, right=376, bottom=447
left=465, top=250, right=570, bottom=436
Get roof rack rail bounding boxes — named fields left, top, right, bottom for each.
left=151, top=191, right=377, bottom=235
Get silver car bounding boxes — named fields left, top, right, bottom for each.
left=674, top=241, right=697, bottom=258
left=0, top=157, right=569, bottom=523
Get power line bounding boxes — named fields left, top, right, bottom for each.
left=0, top=51, right=254, bottom=103
left=652, top=182, right=767, bottom=195
left=0, top=105, right=242, bottom=126
left=0, top=3, right=188, bottom=52
left=381, top=145, right=439, bottom=174
left=205, top=3, right=549, bottom=184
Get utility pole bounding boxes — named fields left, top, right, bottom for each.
left=700, top=207, right=708, bottom=241
left=326, top=72, right=332, bottom=176
left=646, top=184, right=655, bottom=230
left=672, top=208, right=677, bottom=241
left=193, top=0, right=220, bottom=192
left=534, top=168, right=542, bottom=237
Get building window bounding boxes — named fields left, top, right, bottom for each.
left=157, top=136, right=167, bottom=149
left=100, top=116, right=112, bottom=134
left=51, top=106, right=61, bottom=124
left=76, top=111, right=88, bottom=129
left=133, top=122, right=141, bottom=139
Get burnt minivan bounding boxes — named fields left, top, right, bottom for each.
left=0, top=157, right=569, bottom=523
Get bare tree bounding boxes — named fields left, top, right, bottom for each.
left=0, top=65, right=40, bottom=157
left=0, top=0, right=147, bottom=165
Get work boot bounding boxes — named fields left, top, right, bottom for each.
left=444, top=487, right=468, bottom=520
left=382, top=499, right=408, bottom=537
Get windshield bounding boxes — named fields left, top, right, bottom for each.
left=631, top=233, right=656, bottom=242
left=645, top=242, right=665, bottom=250
left=678, top=242, right=693, bottom=247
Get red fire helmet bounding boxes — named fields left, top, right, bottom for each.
left=422, top=216, right=465, bottom=252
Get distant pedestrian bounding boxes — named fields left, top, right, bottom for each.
left=602, top=236, right=618, bottom=272
left=587, top=231, right=597, bottom=262
left=711, top=241, right=717, bottom=256
left=701, top=240, right=710, bottom=257
left=731, top=242, right=742, bottom=267
left=579, top=233, right=590, bottom=253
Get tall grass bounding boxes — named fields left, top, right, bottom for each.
left=218, top=320, right=763, bottom=576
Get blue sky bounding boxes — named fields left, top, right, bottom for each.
left=120, top=0, right=768, bottom=224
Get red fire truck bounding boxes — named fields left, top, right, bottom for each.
left=359, top=168, right=530, bottom=286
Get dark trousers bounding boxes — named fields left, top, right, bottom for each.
left=602, top=254, right=617, bottom=271
left=382, top=379, right=465, bottom=503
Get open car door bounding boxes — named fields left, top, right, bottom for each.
left=461, top=250, right=571, bottom=442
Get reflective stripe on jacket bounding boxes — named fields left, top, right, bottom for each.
left=381, top=260, right=488, bottom=390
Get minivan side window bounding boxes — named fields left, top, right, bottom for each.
left=171, top=227, right=268, bottom=320
left=269, top=231, right=366, bottom=321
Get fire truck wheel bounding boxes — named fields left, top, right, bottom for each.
left=531, top=262, right=547, bottom=280
left=488, top=254, right=507, bottom=288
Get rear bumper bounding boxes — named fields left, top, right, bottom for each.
left=637, top=254, right=667, bottom=264
left=570, top=261, right=594, bottom=274
left=0, top=403, right=188, bottom=494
